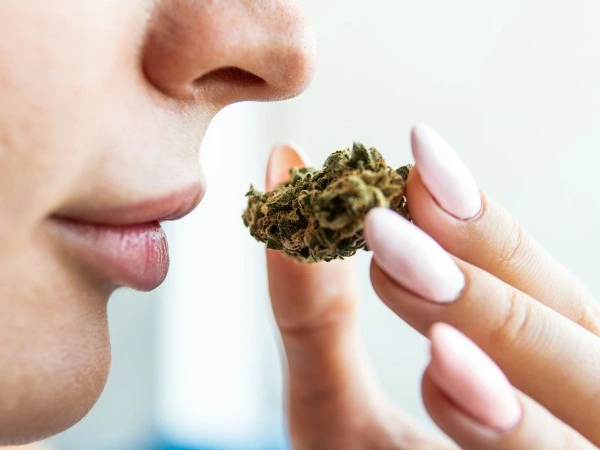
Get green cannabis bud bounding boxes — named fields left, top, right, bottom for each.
left=242, top=143, right=412, bottom=263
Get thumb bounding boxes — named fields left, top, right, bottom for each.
left=265, top=143, right=454, bottom=449
left=265, top=143, right=368, bottom=404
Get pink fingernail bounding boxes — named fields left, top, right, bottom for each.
left=428, top=323, right=522, bottom=432
left=411, top=124, right=481, bottom=220
left=365, top=208, right=464, bottom=303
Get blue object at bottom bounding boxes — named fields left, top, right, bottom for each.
left=158, top=442, right=286, bottom=450
left=159, top=445, right=284, bottom=450
left=156, top=434, right=288, bottom=450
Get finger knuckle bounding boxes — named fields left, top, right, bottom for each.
left=491, top=286, right=537, bottom=349
left=490, top=218, right=530, bottom=275
left=276, top=298, right=357, bottom=337
left=573, top=294, right=600, bottom=336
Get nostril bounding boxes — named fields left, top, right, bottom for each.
left=195, top=67, right=267, bottom=88
left=141, top=0, right=315, bottom=103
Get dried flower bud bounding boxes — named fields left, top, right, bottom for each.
left=242, top=143, right=412, bottom=263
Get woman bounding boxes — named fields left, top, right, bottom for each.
left=1, top=1, right=599, bottom=449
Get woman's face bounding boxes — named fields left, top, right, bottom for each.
left=0, top=0, right=315, bottom=444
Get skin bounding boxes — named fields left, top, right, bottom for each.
left=1, top=1, right=598, bottom=449
left=0, top=0, right=315, bottom=445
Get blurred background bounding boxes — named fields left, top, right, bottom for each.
left=47, top=0, right=600, bottom=449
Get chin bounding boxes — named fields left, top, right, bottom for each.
left=0, top=304, right=111, bottom=445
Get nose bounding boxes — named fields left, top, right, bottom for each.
left=142, top=0, right=317, bottom=106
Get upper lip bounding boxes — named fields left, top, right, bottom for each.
left=52, top=182, right=205, bottom=226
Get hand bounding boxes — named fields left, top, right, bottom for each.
left=265, top=143, right=456, bottom=449
left=364, top=125, right=600, bottom=448
left=266, top=124, right=600, bottom=449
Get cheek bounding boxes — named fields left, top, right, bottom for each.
left=0, top=0, right=146, bottom=254
left=0, top=237, right=111, bottom=444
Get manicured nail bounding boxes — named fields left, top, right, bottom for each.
left=365, top=208, right=464, bottom=303
left=411, top=124, right=481, bottom=220
left=266, top=143, right=308, bottom=189
left=428, top=323, right=522, bottom=432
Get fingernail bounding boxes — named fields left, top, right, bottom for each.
left=428, top=323, right=522, bottom=432
left=365, top=208, right=464, bottom=303
left=266, top=143, right=308, bottom=189
left=411, top=124, right=481, bottom=220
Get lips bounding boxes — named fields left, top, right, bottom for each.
left=49, top=183, right=204, bottom=291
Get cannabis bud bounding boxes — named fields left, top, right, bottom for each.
left=242, top=143, right=412, bottom=263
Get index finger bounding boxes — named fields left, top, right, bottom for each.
left=407, top=124, right=600, bottom=334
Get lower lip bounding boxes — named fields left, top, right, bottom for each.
left=51, top=219, right=170, bottom=291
